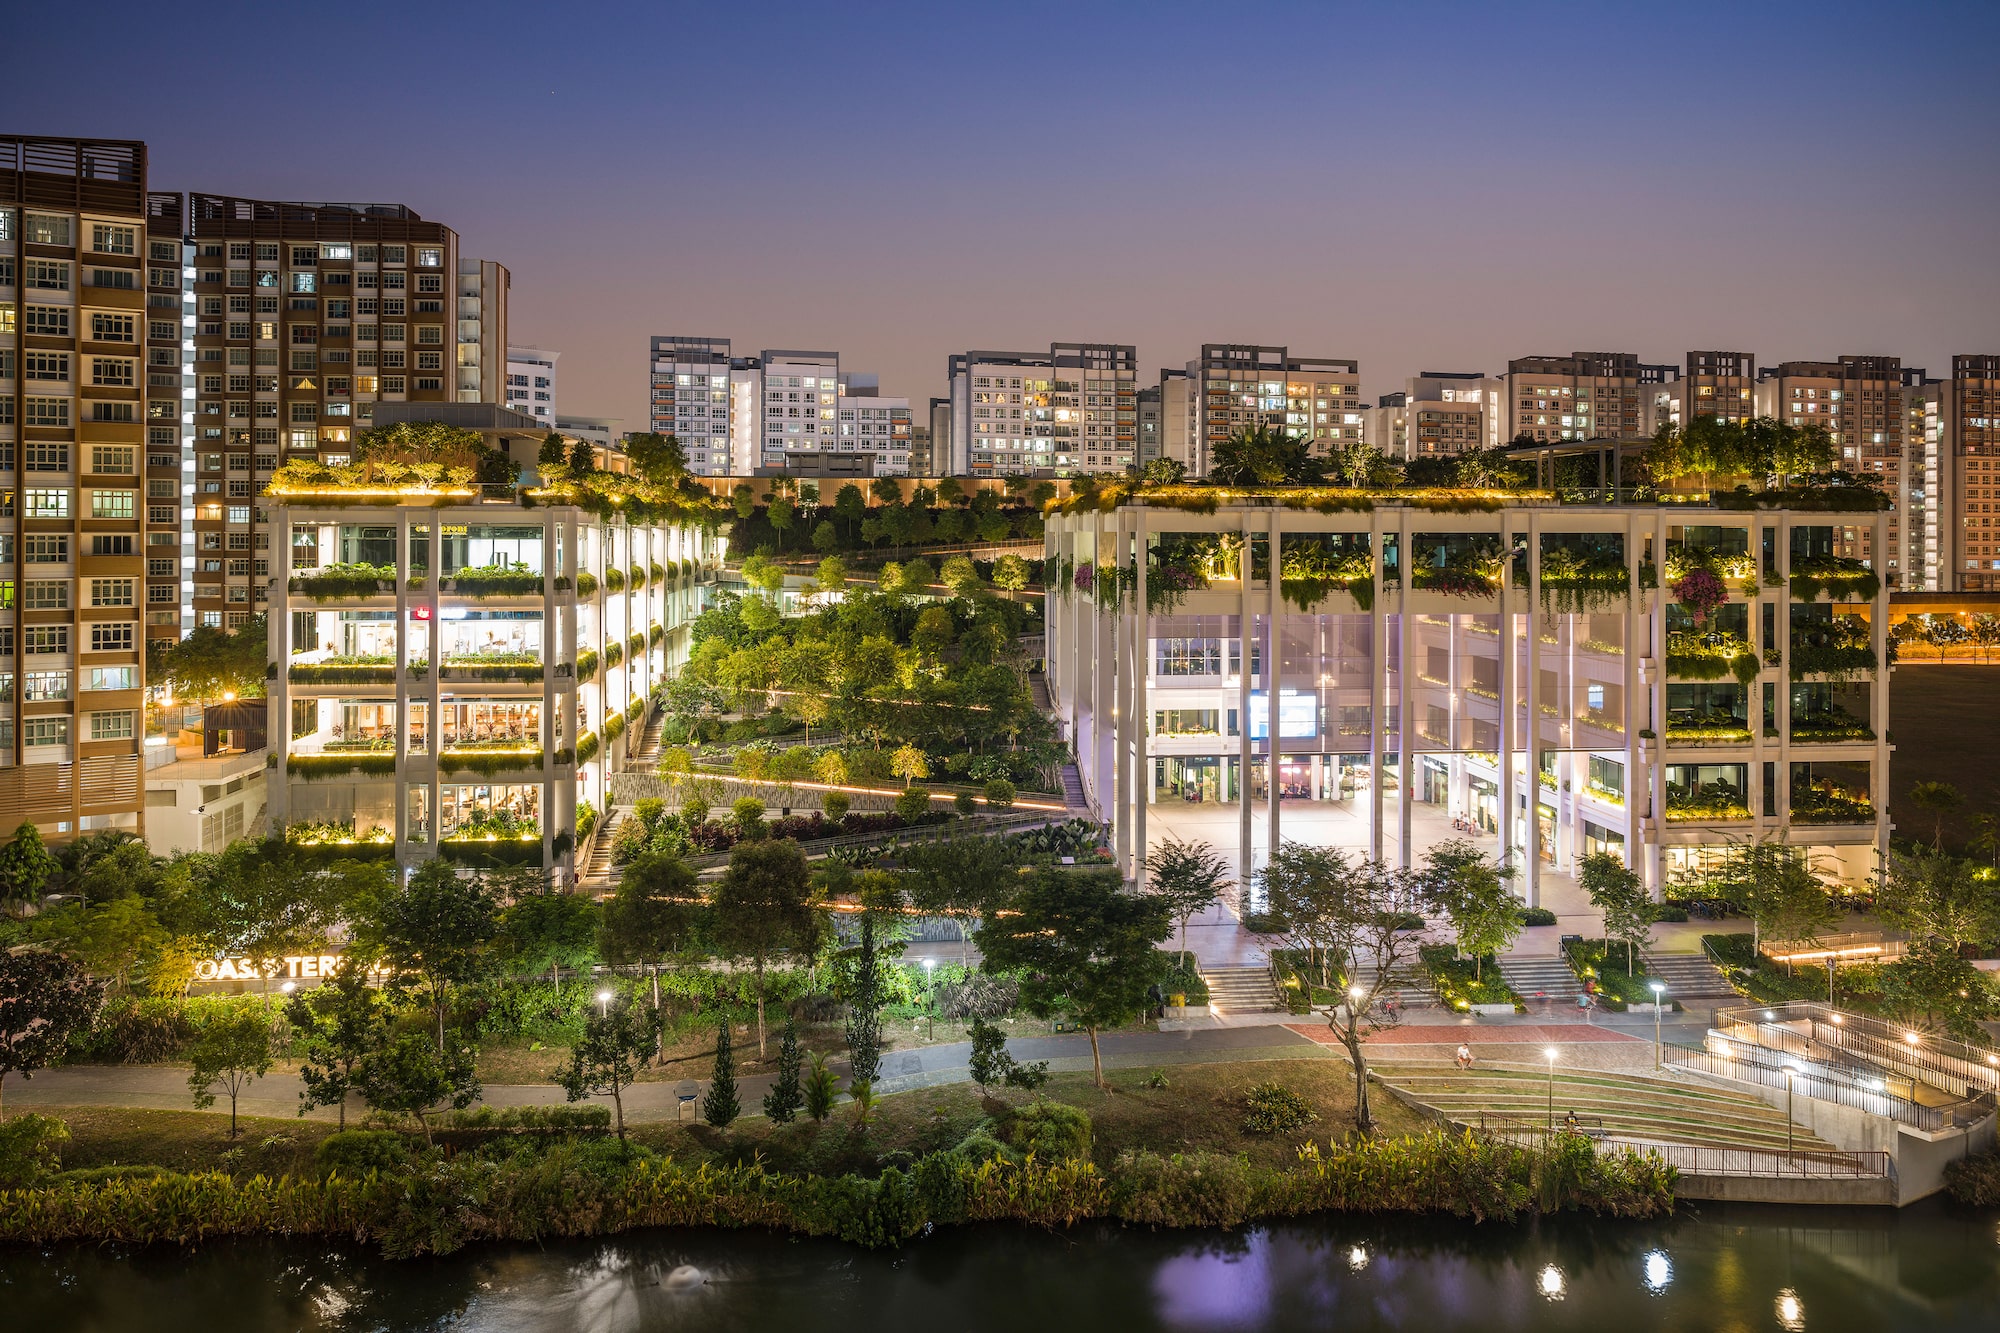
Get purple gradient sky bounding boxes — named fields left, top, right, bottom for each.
left=17, top=1, right=2000, bottom=428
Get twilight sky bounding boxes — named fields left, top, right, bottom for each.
left=14, top=1, right=2000, bottom=428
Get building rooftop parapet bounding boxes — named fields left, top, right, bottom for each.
left=1048, top=481, right=1893, bottom=518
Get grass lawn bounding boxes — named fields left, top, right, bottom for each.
left=474, top=1013, right=1075, bottom=1086
left=628, top=1057, right=1427, bottom=1177
left=8, top=1105, right=338, bottom=1177
left=8, top=1058, right=1424, bottom=1183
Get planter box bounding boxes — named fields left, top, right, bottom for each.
left=1469, top=1002, right=1517, bottom=1016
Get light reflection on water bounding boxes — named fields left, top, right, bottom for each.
left=5, top=1201, right=2000, bottom=1332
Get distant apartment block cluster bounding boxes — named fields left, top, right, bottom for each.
left=639, top=331, right=1998, bottom=594
left=647, top=336, right=911, bottom=478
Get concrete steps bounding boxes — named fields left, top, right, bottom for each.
left=583, top=813, right=620, bottom=881
left=1371, top=1062, right=1835, bottom=1155
left=1059, top=763, right=1088, bottom=810
left=1201, top=965, right=1282, bottom=1014
left=1643, top=951, right=1739, bottom=1006
left=1499, top=955, right=1582, bottom=1005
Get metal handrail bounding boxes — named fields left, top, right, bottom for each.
left=1717, top=1001, right=2000, bottom=1100
left=1636, top=1142, right=1891, bottom=1179
left=1666, top=1040, right=1952, bottom=1131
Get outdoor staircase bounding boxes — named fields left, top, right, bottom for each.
left=582, top=814, right=620, bottom=882
left=1059, top=763, right=1088, bottom=810
left=1642, top=951, right=1739, bottom=1008
left=1498, top=955, right=1583, bottom=1006
left=633, top=712, right=665, bottom=763
left=1369, top=1062, right=1839, bottom=1156
left=1200, top=965, right=1283, bottom=1015
left=1359, top=966, right=1437, bottom=1011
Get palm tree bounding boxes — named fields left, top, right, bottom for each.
left=1207, top=426, right=1321, bottom=486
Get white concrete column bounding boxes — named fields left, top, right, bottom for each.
left=1368, top=511, right=1386, bottom=864
left=1497, top=516, right=1515, bottom=882
left=1238, top=509, right=1254, bottom=886
left=1112, top=510, right=1132, bottom=873
left=1396, top=506, right=1413, bottom=869
left=1871, top=508, right=1890, bottom=866
left=1133, top=506, right=1149, bottom=888
left=269, top=505, right=294, bottom=832
left=1623, top=512, right=1643, bottom=883
left=1526, top=511, right=1542, bottom=908
left=1267, top=508, right=1282, bottom=867
left=393, top=510, right=410, bottom=854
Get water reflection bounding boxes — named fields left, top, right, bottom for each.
left=4, top=1202, right=1999, bottom=1331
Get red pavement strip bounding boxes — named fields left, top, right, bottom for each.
left=1286, top=1023, right=1640, bottom=1046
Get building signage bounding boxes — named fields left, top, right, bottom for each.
left=194, top=953, right=387, bottom=982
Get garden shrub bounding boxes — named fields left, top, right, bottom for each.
left=1111, top=1150, right=1256, bottom=1228
left=0, top=1129, right=1672, bottom=1255
left=983, top=778, right=1016, bottom=809
left=894, top=787, right=932, bottom=823
left=1241, top=1082, right=1319, bottom=1136
left=315, top=1130, right=410, bottom=1177
left=1516, top=907, right=1558, bottom=927
left=1002, top=1099, right=1093, bottom=1160
left=0, top=1114, right=70, bottom=1188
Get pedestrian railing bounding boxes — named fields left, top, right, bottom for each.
left=1631, top=1142, right=1891, bottom=1179
left=1665, top=1039, right=1955, bottom=1131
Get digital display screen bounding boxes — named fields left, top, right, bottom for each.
left=1248, top=689, right=1317, bottom=740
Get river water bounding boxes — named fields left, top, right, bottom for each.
left=7, top=1202, right=1999, bottom=1332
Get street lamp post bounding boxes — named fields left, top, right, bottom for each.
left=596, top=989, right=613, bottom=1019
left=1650, top=981, right=1666, bottom=1068
left=924, top=958, right=936, bottom=1041
left=1545, top=1046, right=1559, bottom=1131
left=1783, top=1065, right=1797, bottom=1167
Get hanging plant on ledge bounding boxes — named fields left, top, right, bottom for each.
left=1671, top=567, right=1730, bottom=624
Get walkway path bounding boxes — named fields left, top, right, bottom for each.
left=9, top=1012, right=1700, bottom=1127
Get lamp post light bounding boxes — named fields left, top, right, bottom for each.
left=1545, top=1046, right=1559, bottom=1131
left=1649, top=981, right=1666, bottom=1068
left=596, top=988, right=613, bottom=1019
left=924, top=958, right=936, bottom=1040
left=1782, top=1064, right=1799, bottom=1166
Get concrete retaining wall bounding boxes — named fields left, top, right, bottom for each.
left=1674, top=1173, right=1898, bottom=1206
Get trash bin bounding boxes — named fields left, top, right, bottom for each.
left=676, top=1080, right=699, bottom=1122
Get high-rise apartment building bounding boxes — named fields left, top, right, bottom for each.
left=755, top=350, right=839, bottom=471
left=1755, top=356, right=1926, bottom=585
left=182, top=195, right=502, bottom=629
left=1181, top=345, right=1361, bottom=478
left=1943, top=355, right=2000, bottom=590
left=947, top=342, right=1137, bottom=476
left=921, top=397, right=951, bottom=476
left=648, top=337, right=901, bottom=476
left=1506, top=352, right=1678, bottom=444
left=648, top=336, right=744, bottom=476
left=1158, top=369, right=1190, bottom=471
left=456, top=259, right=508, bottom=404
left=1136, top=385, right=1161, bottom=465
left=1364, top=372, right=1503, bottom=460
left=0, top=136, right=155, bottom=840
left=1650, top=351, right=1757, bottom=430
left=833, top=376, right=911, bottom=475
left=506, top=346, right=558, bottom=424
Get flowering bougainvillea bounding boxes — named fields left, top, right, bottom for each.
left=1671, top=567, right=1730, bottom=623
left=1073, top=561, right=1095, bottom=593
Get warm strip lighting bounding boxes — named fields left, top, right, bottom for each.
left=679, top=770, right=1069, bottom=812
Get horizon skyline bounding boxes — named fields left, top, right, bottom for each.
left=10, top=0, right=1998, bottom=430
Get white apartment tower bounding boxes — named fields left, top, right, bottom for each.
left=1183, top=345, right=1361, bottom=478
left=1755, top=356, right=1927, bottom=586
left=1364, top=372, right=1505, bottom=460
left=1506, top=352, right=1679, bottom=444
left=506, top=346, right=558, bottom=424
left=948, top=342, right=1138, bottom=476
